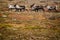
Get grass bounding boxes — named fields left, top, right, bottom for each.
left=0, top=23, right=60, bottom=40
left=0, top=0, right=60, bottom=40
left=0, top=3, right=60, bottom=40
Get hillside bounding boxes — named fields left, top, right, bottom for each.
left=0, top=0, right=60, bottom=40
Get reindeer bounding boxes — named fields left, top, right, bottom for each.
left=30, top=4, right=44, bottom=12
left=8, top=4, right=26, bottom=12
left=46, top=5, right=57, bottom=12
left=15, top=4, right=25, bottom=12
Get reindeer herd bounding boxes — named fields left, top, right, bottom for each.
left=8, top=3, right=59, bottom=12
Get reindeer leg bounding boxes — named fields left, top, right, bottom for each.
left=9, top=8, right=12, bottom=11
left=23, top=9, right=25, bottom=11
left=20, top=9, right=22, bottom=12
left=36, top=9, right=38, bottom=12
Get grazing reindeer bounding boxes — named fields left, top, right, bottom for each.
left=46, top=5, right=57, bottom=12
left=15, top=4, right=25, bottom=12
left=8, top=4, right=26, bottom=12
left=30, top=4, right=44, bottom=12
